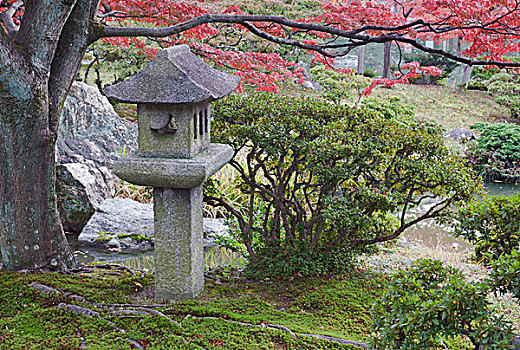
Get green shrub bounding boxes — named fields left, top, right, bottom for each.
left=455, top=193, right=520, bottom=260
left=471, top=66, right=501, bottom=83
left=483, top=72, right=520, bottom=118
left=310, top=65, right=371, bottom=105
left=207, top=93, right=480, bottom=278
left=371, top=259, right=516, bottom=350
left=363, top=69, right=377, bottom=78
left=244, top=240, right=376, bottom=278
left=466, top=122, right=520, bottom=181
left=488, top=249, right=520, bottom=303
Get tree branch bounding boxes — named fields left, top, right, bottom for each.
left=94, top=14, right=520, bottom=68
left=49, top=0, right=101, bottom=138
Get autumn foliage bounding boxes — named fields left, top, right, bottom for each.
left=96, top=0, right=520, bottom=92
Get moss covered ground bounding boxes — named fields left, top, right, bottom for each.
left=0, top=266, right=387, bottom=349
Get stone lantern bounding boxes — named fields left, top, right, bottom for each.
left=104, top=45, right=239, bottom=299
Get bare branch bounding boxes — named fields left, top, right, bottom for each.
left=97, top=10, right=125, bottom=19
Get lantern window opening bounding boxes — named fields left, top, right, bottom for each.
left=204, top=108, right=209, bottom=134
left=193, top=113, right=198, bottom=139
left=199, top=111, right=204, bottom=137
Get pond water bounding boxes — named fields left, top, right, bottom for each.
left=68, top=233, right=244, bottom=270
left=400, top=181, right=520, bottom=253
left=69, top=181, right=520, bottom=269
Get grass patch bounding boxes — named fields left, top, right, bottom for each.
left=370, top=84, right=509, bottom=131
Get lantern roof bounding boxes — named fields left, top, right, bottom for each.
left=104, top=45, right=240, bottom=104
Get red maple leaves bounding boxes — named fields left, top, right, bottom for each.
left=96, top=0, right=520, bottom=94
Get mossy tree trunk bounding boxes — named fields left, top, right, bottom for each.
left=0, top=85, right=77, bottom=270
left=0, top=0, right=100, bottom=271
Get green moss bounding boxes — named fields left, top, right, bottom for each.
left=117, top=232, right=153, bottom=243
left=94, top=231, right=113, bottom=243
left=0, top=267, right=388, bottom=349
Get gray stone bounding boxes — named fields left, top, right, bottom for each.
left=154, top=187, right=204, bottom=299
left=445, top=128, right=476, bottom=141
left=135, top=103, right=211, bottom=158
left=334, top=54, right=358, bottom=70
left=203, top=218, right=229, bottom=237
left=56, top=81, right=138, bottom=232
left=104, top=45, right=240, bottom=105
left=56, top=164, right=95, bottom=233
left=61, top=161, right=115, bottom=208
left=79, top=198, right=154, bottom=251
left=31, top=283, right=60, bottom=294
left=78, top=198, right=229, bottom=251
left=57, top=82, right=138, bottom=165
left=105, top=45, right=235, bottom=300
left=113, top=143, right=233, bottom=188
left=302, top=80, right=322, bottom=90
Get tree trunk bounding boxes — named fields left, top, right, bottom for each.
left=382, top=41, right=392, bottom=79
left=461, top=65, right=473, bottom=89
left=0, top=80, right=77, bottom=270
left=357, top=46, right=365, bottom=75
left=455, top=36, right=472, bottom=89
left=0, top=0, right=88, bottom=271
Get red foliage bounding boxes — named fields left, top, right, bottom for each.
left=363, top=61, right=442, bottom=95
left=90, top=0, right=520, bottom=91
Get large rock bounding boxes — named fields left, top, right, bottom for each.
left=56, top=164, right=95, bottom=233
left=57, top=82, right=138, bottom=164
left=78, top=198, right=228, bottom=251
left=56, top=82, right=138, bottom=232
left=334, top=54, right=358, bottom=69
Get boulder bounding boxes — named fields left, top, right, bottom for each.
left=333, top=54, right=358, bottom=69
left=56, top=82, right=138, bottom=232
left=444, top=128, right=476, bottom=141
left=56, top=164, right=95, bottom=233
left=78, top=198, right=229, bottom=251
left=57, top=82, right=138, bottom=164
left=79, top=198, right=153, bottom=251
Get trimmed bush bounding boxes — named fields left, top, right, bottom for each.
left=466, top=122, right=520, bottom=182
left=207, top=93, right=480, bottom=278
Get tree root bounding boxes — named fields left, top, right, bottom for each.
left=92, top=302, right=169, bottom=309
left=128, top=307, right=183, bottom=329
left=300, top=333, right=373, bottom=349
left=57, top=303, right=148, bottom=349
left=184, top=314, right=375, bottom=349
left=63, top=263, right=146, bottom=277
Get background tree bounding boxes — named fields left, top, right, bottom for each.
left=1, top=0, right=520, bottom=271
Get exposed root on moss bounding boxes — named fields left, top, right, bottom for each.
left=63, top=263, right=146, bottom=277
left=301, top=333, right=372, bottom=349
left=184, top=314, right=371, bottom=348
left=129, top=307, right=183, bottom=329
left=92, top=302, right=170, bottom=309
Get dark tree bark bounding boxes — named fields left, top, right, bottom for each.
left=382, top=41, right=392, bottom=79
left=0, top=0, right=100, bottom=270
